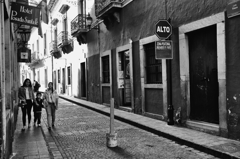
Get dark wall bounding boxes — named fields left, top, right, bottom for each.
left=226, top=15, right=240, bottom=140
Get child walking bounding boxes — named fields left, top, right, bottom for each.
left=33, top=92, right=44, bottom=127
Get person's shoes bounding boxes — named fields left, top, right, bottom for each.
left=22, top=126, right=26, bottom=131
left=33, top=123, right=36, bottom=127
left=48, top=127, right=51, bottom=131
left=52, top=124, right=54, bottom=128
left=38, top=124, right=41, bottom=127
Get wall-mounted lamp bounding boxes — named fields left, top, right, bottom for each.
left=18, top=29, right=31, bottom=44
left=86, top=13, right=99, bottom=31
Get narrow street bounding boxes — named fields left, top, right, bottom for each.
left=38, top=98, right=219, bottom=159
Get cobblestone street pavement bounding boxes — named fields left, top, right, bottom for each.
left=40, top=98, right=220, bottom=159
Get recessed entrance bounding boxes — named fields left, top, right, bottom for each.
left=118, top=50, right=131, bottom=107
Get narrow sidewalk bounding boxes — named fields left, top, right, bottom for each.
left=11, top=107, right=52, bottom=159
left=60, top=95, right=240, bottom=159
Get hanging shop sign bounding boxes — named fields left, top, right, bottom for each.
left=10, top=2, right=40, bottom=27
left=155, top=40, right=173, bottom=59
left=227, top=0, right=240, bottom=18
left=17, top=46, right=31, bottom=63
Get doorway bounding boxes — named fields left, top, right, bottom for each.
left=80, top=62, right=86, bottom=98
left=118, top=50, right=131, bottom=107
left=188, top=25, right=219, bottom=124
left=62, top=68, right=65, bottom=94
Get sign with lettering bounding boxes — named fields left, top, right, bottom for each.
left=10, top=2, right=40, bottom=27
left=227, top=0, right=240, bottom=18
left=155, top=20, right=172, bottom=40
left=155, top=40, right=173, bottom=59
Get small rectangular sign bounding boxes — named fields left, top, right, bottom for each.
left=10, top=2, right=40, bottom=27
left=227, top=0, right=240, bottom=18
left=155, top=40, right=173, bottom=59
left=17, top=47, right=31, bottom=63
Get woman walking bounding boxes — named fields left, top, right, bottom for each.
left=43, top=82, right=59, bottom=130
left=18, top=78, right=37, bottom=130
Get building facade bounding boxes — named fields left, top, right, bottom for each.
left=24, top=0, right=240, bottom=142
left=0, top=0, right=22, bottom=158
left=83, top=0, right=240, bottom=140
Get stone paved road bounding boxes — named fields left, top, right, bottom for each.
left=41, top=99, right=220, bottom=159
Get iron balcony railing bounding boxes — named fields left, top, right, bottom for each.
left=95, top=0, right=123, bottom=17
left=71, top=14, right=88, bottom=36
left=49, top=40, right=58, bottom=53
left=57, top=31, right=69, bottom=47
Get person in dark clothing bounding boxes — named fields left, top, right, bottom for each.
left=18, top=78, right=38, bottom=130
left=33, top=92, right=44, bottom=127
left=33, top=80, right=41, bottom=93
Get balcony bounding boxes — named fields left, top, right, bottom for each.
left=57, top=31, right=69, bottom=47
left=49, top=40, right=61, bottom=59
left=71, top=14, right=88, bottom=37
left=49, top=40, right=58, bottom=53
left=95, top=0, right=123, bottom=19
left=28, top=51, right=44, bottom=69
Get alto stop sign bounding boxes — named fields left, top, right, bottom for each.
left=155, top=20, right=172, bottom=39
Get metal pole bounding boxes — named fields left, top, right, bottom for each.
left=110, top=98, right=114, bottom=134
left=165, top=0, right=174, bottom=125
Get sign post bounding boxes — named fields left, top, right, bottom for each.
left=155, top=19, right=174, bottom=125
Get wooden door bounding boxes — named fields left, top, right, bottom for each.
left=188, top=25, right=219, bottom=124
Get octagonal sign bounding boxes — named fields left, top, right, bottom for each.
left=155, top=20, right=172, bottom=40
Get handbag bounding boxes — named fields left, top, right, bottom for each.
left=18, top=101, right=26, bottom=108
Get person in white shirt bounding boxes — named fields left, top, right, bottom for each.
left=43, top=82, right=59, bottom=130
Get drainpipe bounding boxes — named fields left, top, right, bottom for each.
left=0, top=1, right=6, bottom=158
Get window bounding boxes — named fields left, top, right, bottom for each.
left=63, top=17, right=67, bottom=31
left=102, top=55, right=110, bottom=83
left=45, top=68, right=48, bottom=88
left=37, top=39, right=39, bottom=58
left=67, top=66, right=71, bottom=85
left=144, top=42, right=162, bottom=84
left=44, top=33, right=47, bottom=55
left=58, top=69, right=60, bottom=83
left=38, top=71, right=40, bottom=83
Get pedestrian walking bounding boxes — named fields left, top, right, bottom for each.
left=33, top=80, right=41, bottom=93
left=43, top=82, right=59, bottom=130
left=18, top=78, right=38, bottom=130
left=33, top=92, right=44, bottom=127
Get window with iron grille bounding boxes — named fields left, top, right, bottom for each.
left=102, top=55, right=110, bottom=83
left=144, top=42, right=162, bottom=84
left=67, top=66, right=71, bottom=85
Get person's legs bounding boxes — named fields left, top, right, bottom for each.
left=26, top=100, right=33, bottom=127
left=33, top=111, right=37, bottom=126
left=21, top=106, right=27, bottom=129
left=51, top=104, right=56, bottom=127
left=45, top=104, right=52, bottom=129
left=37, top=112, right=41, bottom=125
